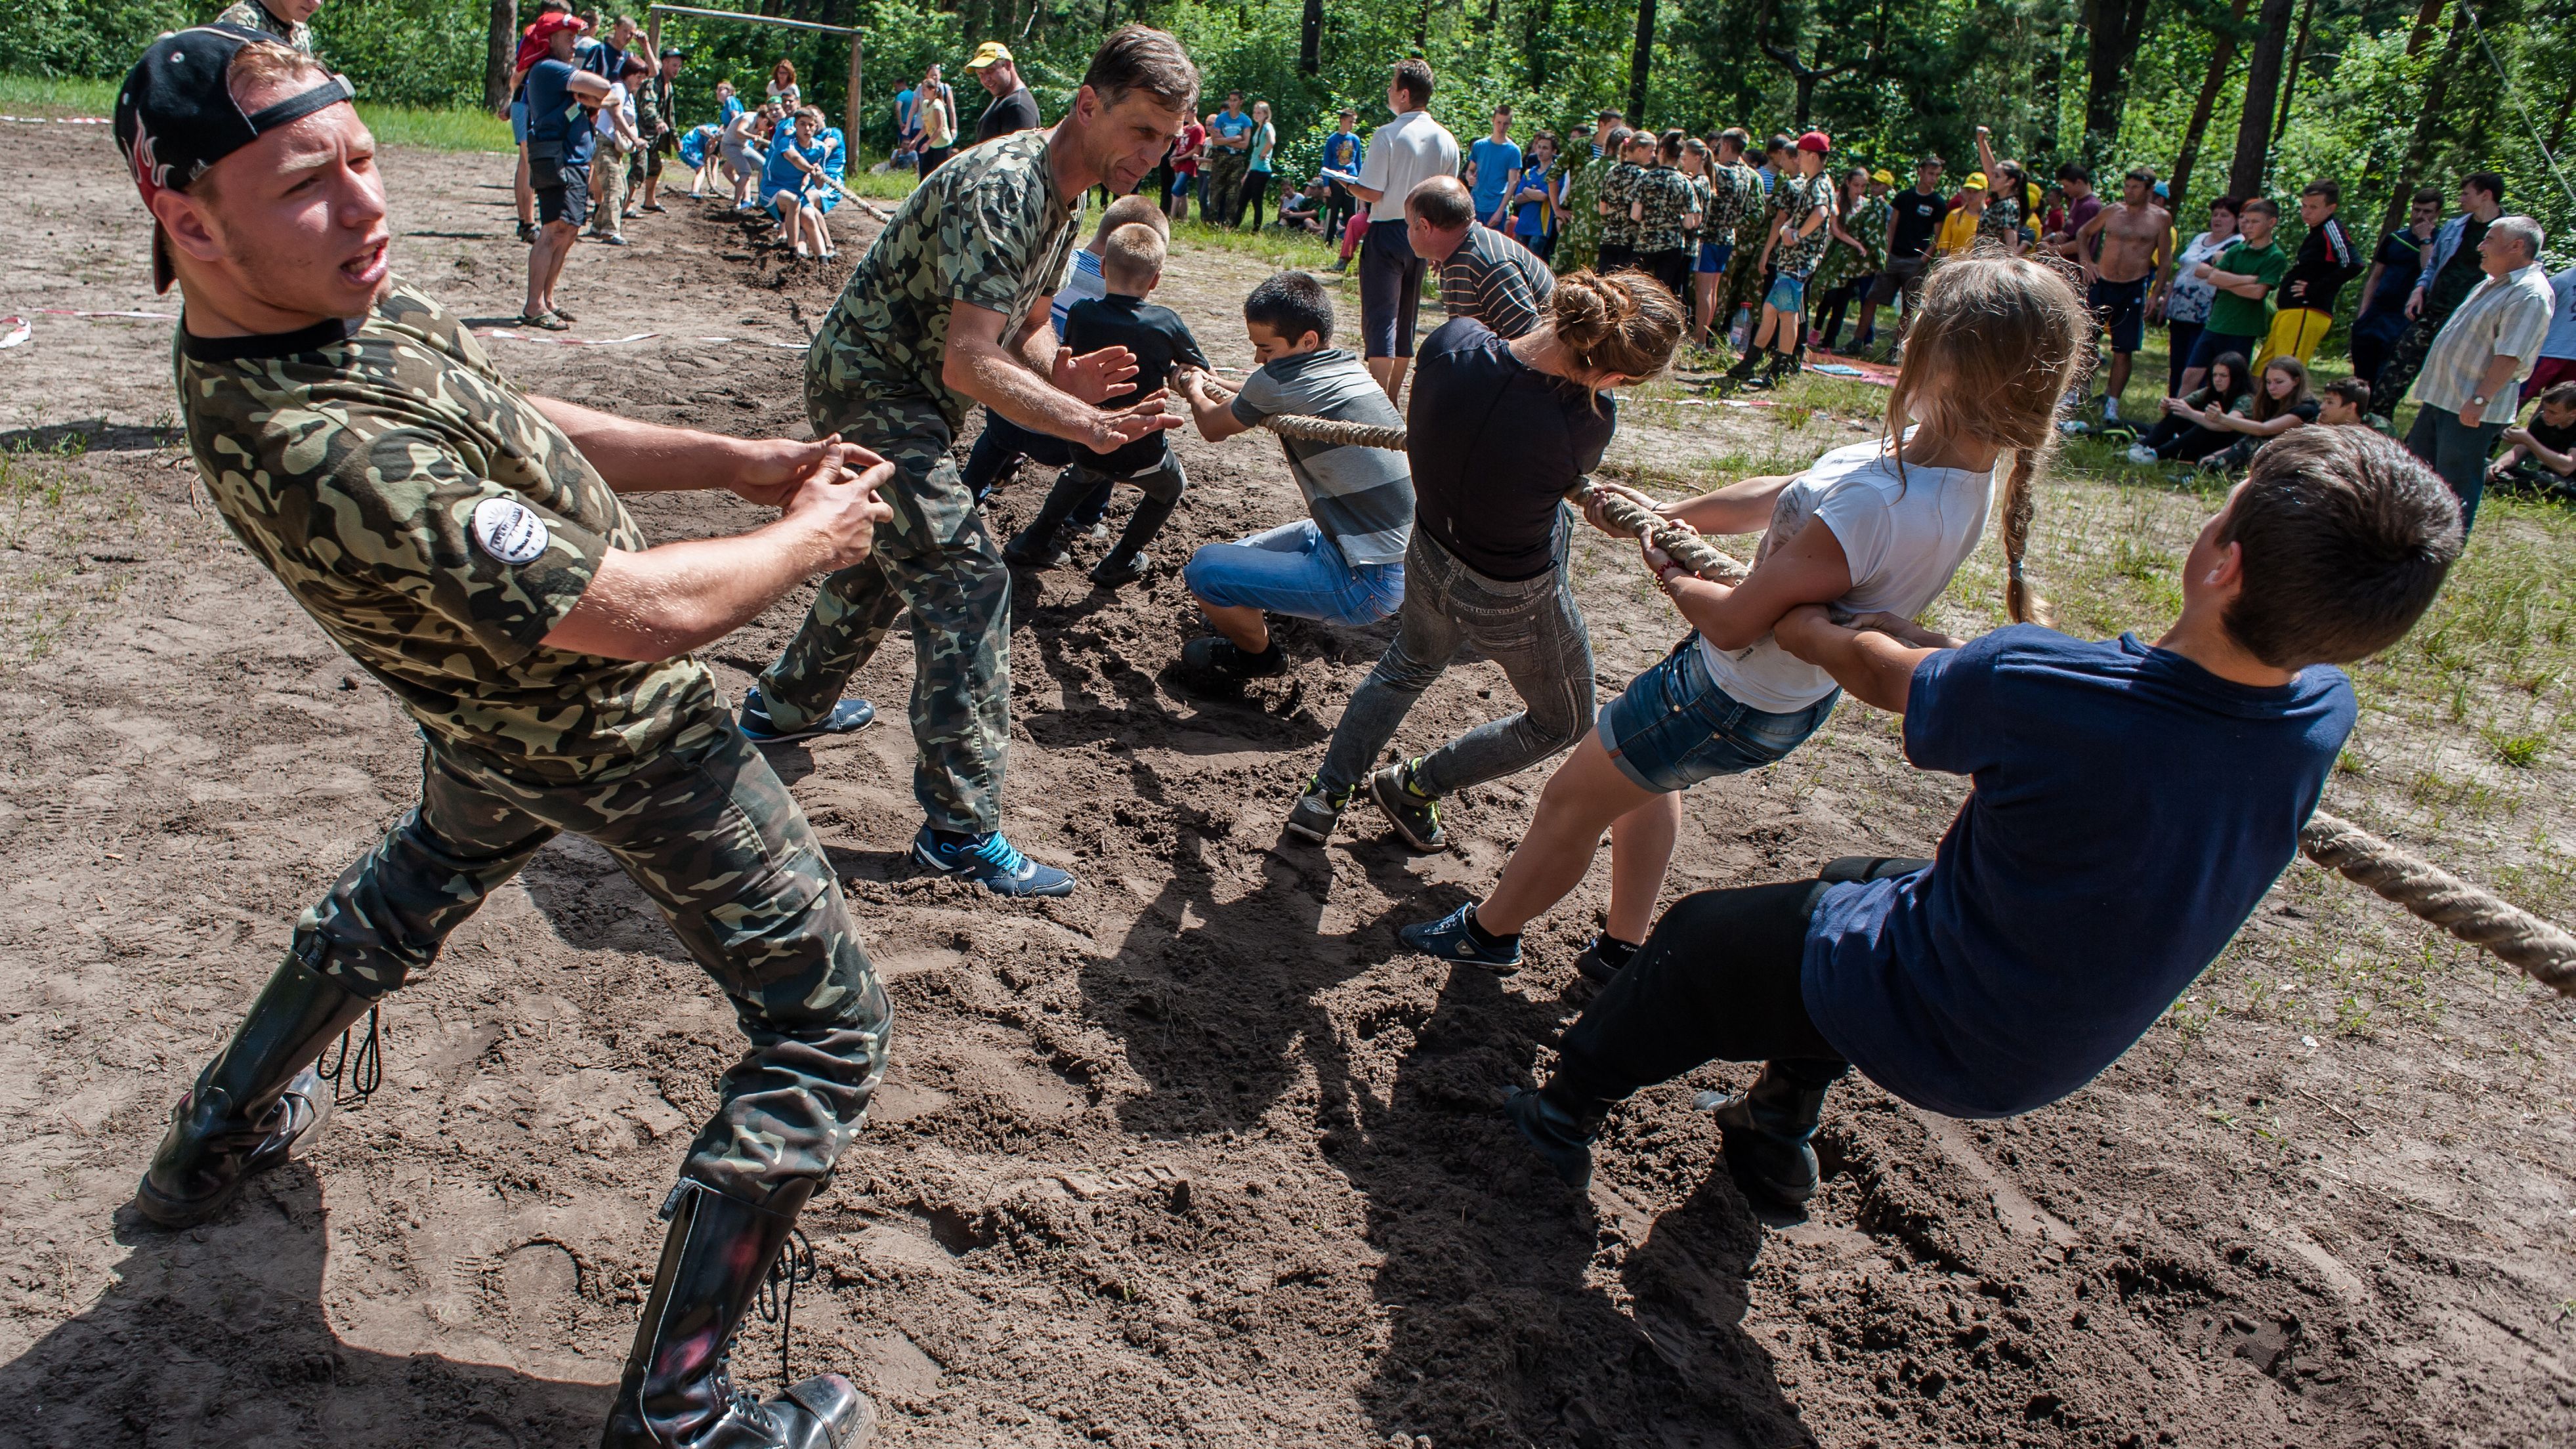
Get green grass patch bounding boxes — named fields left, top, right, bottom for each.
left=1169, top=218, right=1342, bottom=274
left=0, top=74, right=116, bottom=114
left=1, top=72, right=515, bottom=151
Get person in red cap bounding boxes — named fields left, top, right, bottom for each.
left=1725, top=129, right=1832, bottom=389
left=518, top=11, right=608, bottom=326
left=115, top=26, right=898, bottom=1448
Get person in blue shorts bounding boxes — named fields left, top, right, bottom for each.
left=759, top=106, right=841, bottom=259
left=1504, top=425, right=2462, bottom=1209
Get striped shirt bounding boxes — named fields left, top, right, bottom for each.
left=2413, top=262, right=2558, bottom=414
left=1439, top=223, right=1556, bottom=340
left=1229, top=348, right=1415, bottom=565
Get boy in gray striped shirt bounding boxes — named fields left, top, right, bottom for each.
left=1173, top=272, right=1416, bottom=681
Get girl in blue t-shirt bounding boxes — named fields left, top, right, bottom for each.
left=1506, top=422, right=2460, bottom=1209
left=760, top=107, right=841, bottom=259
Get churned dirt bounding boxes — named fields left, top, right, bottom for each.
left=2, top=116, right=2573, bottom=1449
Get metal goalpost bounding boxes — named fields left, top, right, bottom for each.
left=644, top=3, right=863, bottom=148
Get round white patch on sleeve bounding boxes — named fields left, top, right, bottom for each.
left=471, top=496, right=552, bottom=565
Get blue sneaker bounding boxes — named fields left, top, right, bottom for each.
left=911, top=827, right=1076, bottom=898
left=1397, top=900, right=1523, bottom=971
left=738, top=688, right=876, bottom=744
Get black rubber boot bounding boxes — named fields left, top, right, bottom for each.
left=1708, top=1060, right=1840, bottom=1208
left=136, top=954, right=374, bottom=1228
left=1003, top=467, right=1087, bottom=570
left=600, top=1178, right=875, bottom=1449
left=1506, top=1087, right=1604, bottom=1191
left=1090, top=492, right=1178, bottom=588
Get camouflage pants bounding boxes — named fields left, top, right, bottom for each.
left=2369, top=306, right=2453, bottom=419
left=292, top=717, right=891, bottom=1206
left=762, top=396, right=1011, bottom=835
left=1202, top=152, right=1247, bottom=227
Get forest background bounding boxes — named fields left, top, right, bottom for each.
left=8, top=0, right=2571, bottom=261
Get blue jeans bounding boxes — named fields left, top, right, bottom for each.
left=2405, top=402, right=2506, bottom=535
left=1317, top=530, right=1594, bottom=798
left=1599, top=636, right=1838, bottom=792
left=1183, top=519, right=1404, bottom=627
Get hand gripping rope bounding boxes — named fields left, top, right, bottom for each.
left=1252, top=410, right=2576, bottom=999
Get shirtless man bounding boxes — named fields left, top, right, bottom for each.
left=2073, top=166, right=2171, bottom=425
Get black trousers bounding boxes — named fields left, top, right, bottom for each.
left=1324, top=182, right=1357, bottom=238
left=1544, top=857, right=1928, bottom=1117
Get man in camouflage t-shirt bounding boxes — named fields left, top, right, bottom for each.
left=215, top=0, right=318, bottom=53
left=768, top=25, right=1197, bottom=900
left=120, top=31, right=893, bottom=1447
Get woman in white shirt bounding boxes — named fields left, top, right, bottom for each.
left=1396, top=255, right=2090, bottom=984
left=765, top=58, right=800, bottom=112
left=2158, top=196, right=2238, bottom=396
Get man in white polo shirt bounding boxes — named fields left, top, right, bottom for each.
left=2404, top=213, right=2556, bottom=536
left=1340, top=56, right=1459, bottom=398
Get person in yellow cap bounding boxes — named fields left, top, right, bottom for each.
left=968, top=39, right=1040, bottom=143
left=1933, top=171, right=1985, bottom=256
left=1871, top=167, right=1895, bottom=187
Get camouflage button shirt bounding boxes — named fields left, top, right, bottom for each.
left=177, top=282, right=719, bottom=784
left=1598, top=161, right=1643, bottom=248
left=1771, top=172, right=1833, bottom=279
left=216, top=0, right=313, bottom=53
left=1558, top=152, right=1612, bottom=270
left=1634, top=165, right=1696, bottom=253
left=807, top=127, right=1078, bottom=436
left=1702, top=161, right=1756, bottom=240
left=1978, top=194, right=2023, bottom=248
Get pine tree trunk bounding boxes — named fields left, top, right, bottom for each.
left=1300, top=0, right=1321, bottom=74
left=2272, top=0, right=2317, bottom=139
left=2378, top=7, right=2472, bottom=232
left=2169, top=0, right=2250, bottom=213
left=484, top=0, right=517, bottom=116
left=2079, top=0, right=2151, bottom=165
left=1628, top=0, right=1658, bottom=127
left=2225, top=0, right=2297, bottom=200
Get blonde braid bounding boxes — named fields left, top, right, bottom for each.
left=1999, top=448, right=2052, bottom=625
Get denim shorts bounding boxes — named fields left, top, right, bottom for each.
left=1183, top=518, right=1404, bottom=627
left=511, top=98, right=528, bottom=146
left=1697, top=239, right=1731, bottom=275
left=1599, top=635, right=1838, bottom=793
left=1765, top=272, right=1809, bottom=312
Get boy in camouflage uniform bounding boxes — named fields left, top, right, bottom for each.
left=1594, top=131, right=1647, bottom=275
left=1554, top=112, right=1623, bottom=276
left=1629, top=130, right=1699, bottom=298
left=765, top=25, right=1198, bottom=900
left=215, top=0, right=317, bottom=53
left=121, top=29, right=898, bottom=1448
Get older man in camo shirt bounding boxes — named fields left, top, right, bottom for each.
left=119, top=28, right=898, bottom=1446
left=753, top=24, right=1198, bottom=900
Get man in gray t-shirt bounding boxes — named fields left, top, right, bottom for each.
left=1172, top=272, right=1416, bottom=682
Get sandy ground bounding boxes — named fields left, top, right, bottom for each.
left=1, top=118, right=2573, bottom=1449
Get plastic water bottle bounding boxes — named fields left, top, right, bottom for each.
left=1727, top=308, right=1751, bottom=351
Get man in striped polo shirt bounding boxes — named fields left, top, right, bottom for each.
left=1171, top=272, right=1415, bottom=681
left=1404, top=175, right=1555, bottom=340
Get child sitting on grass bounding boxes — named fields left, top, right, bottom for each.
left=2486, top=380, right=2576, bottom=497
left=1003, top=223, right=1210, bottom=589
left=1171, top=272, right=1414, bottom=682
left=2317, top=375, right=2375, bottom=429
left=1506, top=426, right=2462, bottom=1209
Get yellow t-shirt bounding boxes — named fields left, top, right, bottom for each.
left=1933, top=206, right=1979, bottom=256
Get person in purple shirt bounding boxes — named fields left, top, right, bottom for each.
left=1507, top=427, right=2463, bottom=1208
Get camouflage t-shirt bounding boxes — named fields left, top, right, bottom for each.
left=1703, top=161, right=1758, bottom=240
left=807, top=126, right=1079, bottom=435
left=1634, top=165, right=1697, bottom=253
left=1772, top=172, right=1832, bottom=279
left=217, top=0, right=312, bottom=54
left=1978, top=194, right=2023, bottom=248
left=1558, top=152, right=1613, bottom=270
left=176, top=282, right=719, bottom=783
left=1598, top=161, right=1643, bottom=248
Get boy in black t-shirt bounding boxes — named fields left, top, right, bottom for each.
left=1002, top=223, right=1211, bottom=588
left=2488, top=381, right=2576, bottom=497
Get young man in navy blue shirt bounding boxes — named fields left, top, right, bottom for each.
left=1508, top=427, right=2463, bottom=1206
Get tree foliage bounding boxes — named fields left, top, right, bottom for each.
left=8, top=0, right=2567, bottom=234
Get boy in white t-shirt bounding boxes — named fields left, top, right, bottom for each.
left=1397, top=253, right=2093, bottom=982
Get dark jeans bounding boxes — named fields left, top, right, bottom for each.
left=916, top=144, right=953, bottom=178
left=2405, top=402, right=2506, bottom=535
left=1235, top=171, right=1272, bottom=230
left=2348, top=309, right=2409, bottom=392
left=1324, top=182, right=1357, bottom=239
left=1813, top=276, right=1874, bottom=350
left=1542, top=858, right=1928, bottom=1120
left=1359, top=219, right=1426, bottom=359
left=2164, top=320, right=2204, bottom=395
left=2141, top=414, right=2237, bottom=463
left=1316, top=530, right=1594, bottom=798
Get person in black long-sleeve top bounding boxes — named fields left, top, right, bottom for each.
left=1003, top=223, right=1210, bottom=588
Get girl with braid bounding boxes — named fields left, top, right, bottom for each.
left=1400, top=252, right=2089, bottom=982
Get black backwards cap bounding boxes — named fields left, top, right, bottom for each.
left=114, top=24, right=356, bottom=293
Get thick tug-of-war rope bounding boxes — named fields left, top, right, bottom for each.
left=1254, top=411, right=2576, bottom=999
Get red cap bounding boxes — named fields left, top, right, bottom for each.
left=1796, top=131, right=1831, bottom=154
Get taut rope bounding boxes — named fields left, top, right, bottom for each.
left=1252, top=410, right=2576, bottom=999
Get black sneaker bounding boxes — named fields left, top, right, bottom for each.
left=1504, top=1087, right=1597, bottom=1190
left=1284, top=774, right=1351, bottom=843
left=1179, top=635, right=1285, bottom=681
left=1572, top=932, right=1638, bottom=984
left=516, top=219, right=536, bottom=243
left=1367, top=759, right=1446, bottom=852
left=1397, top=900, right=1522, bottom=971
left=738, top=687, right=876, bottom=744
left=1002, top=528, right=1066, bottom=569
left=1089, top=551, right=1151, bottom=588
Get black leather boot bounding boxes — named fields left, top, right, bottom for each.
left=1708, top=1060, right=1842, bottom=1208
left=136, top=954, right=375, bottom=1228
left=601, top=1178, right=875, bottom=1449
left=1089, top=492, right=1177, bottom=588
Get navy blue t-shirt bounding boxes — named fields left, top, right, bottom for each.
left=1801, top=627, right=2355, bottom=1118
left=522, top=58, right=595, bottom=169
